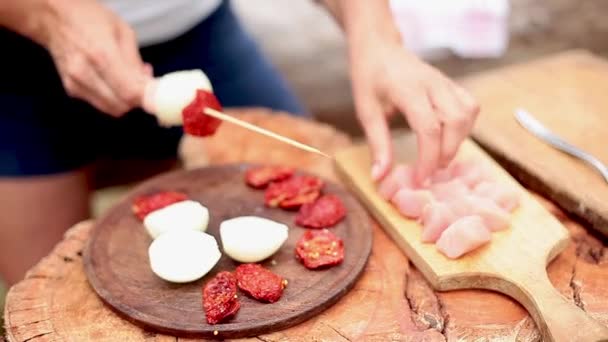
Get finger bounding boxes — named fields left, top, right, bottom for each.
left=430, top=82, right=472, bottom=167
left=143, top=63, right=154, bottom=77
left=117, top=25, right=143, bottom=69
left=97, top=52, right=147, bottom=110
left=377, top=166, right=400, bottom=200
left=60, top=55, right=129, bottom=116
left=447, top=82, right=481, bottom=156
left=74, top=80, right=128, bottom=116
left=453, top=83, right=480, bottom=118
left=117, top=25, right=154, bottom=88
left=377, top=164, right=415, bottom=200
left=78, top=64, right=131, bottom=116
left=392, top=90, right=441, bottom=185
left=356, top=95, right=393, bottom=182
left=94, top=27, right=148, bottom=109
left=75, top=75, right=130, bottom=116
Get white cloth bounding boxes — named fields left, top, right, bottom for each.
left=390, top=0, right=510, bottom=59
left=101, top=0, right=222, bottom=47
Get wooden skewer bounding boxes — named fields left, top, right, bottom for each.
left=204, top=107, right=332, bottom=159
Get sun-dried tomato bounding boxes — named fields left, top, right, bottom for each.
left=264, top=175, right=324, bottom=209
left=279, top=190, right=321, bottom=210
left=202, top=271, right=240, bottom=325
left=235, top=264, right=286, bottom=303
left=295, top=194, right=346, bottom=228
left=245, top=165, right=294, bottom=189
left=182, top=89, right=222, bottom=137
left=295, top=229, right=344, bottom=269
left=131, top=191, right=188, bottom=221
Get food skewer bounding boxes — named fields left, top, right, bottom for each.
left=203, top=107, right=332, bottom=159
left=143, top=69, right=332, bottom=159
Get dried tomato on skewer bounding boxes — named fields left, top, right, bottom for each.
left=182, top=89, right=222, bottom=137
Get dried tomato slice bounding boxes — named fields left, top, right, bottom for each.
left=182, top=89, right=223, bottom=137
left=279, top=190, right=321, bottom=210
left=295, top=229, right=344, bottom=269
left=264, top=175, right=324, bottom=209
left=245, top=165, right=294, bottom=189
left=235, top=264, right=286, bottom=303
left=202, top=271, right=240, bottom=325
left=295, top=194, right=346, bottom=228
left=131, top=191, right=188, bottom=221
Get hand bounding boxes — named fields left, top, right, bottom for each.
left=349, top=41, right=480, bottom=184
left=35, top=0, right=152, bottom=116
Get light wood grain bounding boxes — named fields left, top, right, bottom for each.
left=334, top=132, right=608, bottom=342
left=462, top=49, right=608, bottom=237
left=4, top=109, right=608, bottom=341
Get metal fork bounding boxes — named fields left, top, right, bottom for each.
left=514, top=108, right=608, bottom=184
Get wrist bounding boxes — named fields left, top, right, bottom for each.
left=337, top=0, right=403, bottom=57
left=0, top=0, right=61, bottom=46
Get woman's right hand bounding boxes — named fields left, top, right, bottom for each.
left=25, top=0, right=151, bottom=116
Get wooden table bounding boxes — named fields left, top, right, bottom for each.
left=4, top=55, right=608, bottom=341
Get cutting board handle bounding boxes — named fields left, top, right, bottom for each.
left=503, top=269, right=608, bottom=342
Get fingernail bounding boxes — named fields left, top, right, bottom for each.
left=371, top=162, right=382, bottom=181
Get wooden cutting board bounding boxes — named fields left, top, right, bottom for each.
left=461, top=50, right=608, bottom=236
left=83, top=164, right=372, bottom=339
left=334, top=133, right=608, bottom=342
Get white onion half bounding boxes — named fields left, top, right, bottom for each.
left=148, top=230, right=220, bottom=283
left=220, top=216, right=289, bottom=263
left=143, top=69, right=213, bottom=127
left=143, top=200, right=209, bottom=239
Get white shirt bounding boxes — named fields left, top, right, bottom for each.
left=102, top=0, right=222, bottom=47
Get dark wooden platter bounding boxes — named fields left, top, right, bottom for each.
left=83, top=164, right=373, bottom=339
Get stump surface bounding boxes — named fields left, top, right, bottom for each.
left=4, top=108, right=608, bottom=341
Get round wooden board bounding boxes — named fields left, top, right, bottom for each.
left=83, top=164, right=373, bottom=339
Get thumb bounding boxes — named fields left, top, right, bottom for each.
left=141, top=78, right=158, bottom=114
left=356, top=97, right=393, bottom=182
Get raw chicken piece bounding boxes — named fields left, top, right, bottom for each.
left=429, top=179, right=470, bottom=202
left=377, top=164, right=416, bottom=200
left=445, top=197, right=473, bottom=217
left=445, top=196, right=511, bottom=232
left=421, top=202, right=457, bottom=243
left=451, top=160, right=492, bottom=188
left=436, top=216, right=492, bottom=259
left=391, top=188, right=435, bottom=218
left=468, top=196, right=511, bottom=231
left=473, top=181, right=521, bottom=212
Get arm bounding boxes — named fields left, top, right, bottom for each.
left=318, top=0, right=480, bottom=184
left=0, top=0, right=150, bottom=116
left=0, top=1, right=49, bottom=42
left=316, top=0, right=400, bottom=41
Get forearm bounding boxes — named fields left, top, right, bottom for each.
left=0, top=0, right=58, bottom=44
left=318, top=0, right=402, bottom=48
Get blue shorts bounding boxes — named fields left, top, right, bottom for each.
left=0, top=0, right=307, bottom=176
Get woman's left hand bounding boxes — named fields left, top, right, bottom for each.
left=348, top=32, right=480, bottom=185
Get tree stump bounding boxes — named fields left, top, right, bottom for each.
left=4, top=110, right=608, bottom=341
